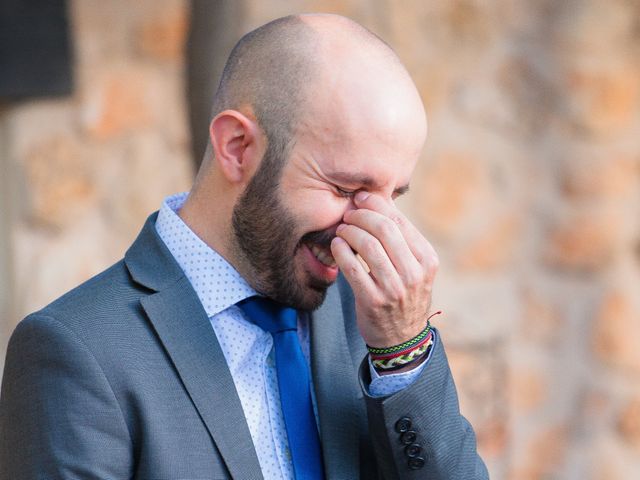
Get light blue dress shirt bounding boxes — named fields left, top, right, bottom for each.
left=155, top=192, right=431, bottom=479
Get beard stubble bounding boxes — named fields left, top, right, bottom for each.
left=231, top=143, right=336, bottom=311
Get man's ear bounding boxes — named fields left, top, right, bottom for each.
left=209, top=109, right=264, bottom=183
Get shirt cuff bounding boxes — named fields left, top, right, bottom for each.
left=367, top=330, right=438, bottom=398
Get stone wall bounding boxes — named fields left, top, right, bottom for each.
left=1, top=0, right=194, bottom=325
left=1, top=1, right=639, bottom=478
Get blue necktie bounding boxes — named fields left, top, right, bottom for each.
left=238, top=296, right=325, bottom=480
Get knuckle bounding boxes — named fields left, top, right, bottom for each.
left=388, top=282, right=405, bottom=302
left=348, top=264, right=361, bottom=278
left=378, top=217, right=397, bottom=237
left=428, top=255, right=440, bottom=274
left=424, top=283, right=433, bottom=296
left=405, top=270, right=424, bottom=288
left=390, top=213, right=405, bottom=227
left=362, top=237, right=381, bottom=257
left=388, top=292, right=403, bottom=305
left=416, top=246, right=435, bottom=266
left=369, top=294, right=386, bottom=310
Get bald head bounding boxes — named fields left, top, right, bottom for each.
left=209, top=14, right=425, bottom=167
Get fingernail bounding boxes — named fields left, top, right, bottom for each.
left=355, top=191, right=370, bottom=203
left=336, top=224, right=346, bottom=233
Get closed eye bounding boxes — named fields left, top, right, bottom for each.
left=335, top=186, right=357, bottom=198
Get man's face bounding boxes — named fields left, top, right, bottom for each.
left=231, top=137, right=337, bottom=311
left=231, top=111, right=421, bottom=311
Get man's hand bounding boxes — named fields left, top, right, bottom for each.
left=330, top=191, right=439, bottom=349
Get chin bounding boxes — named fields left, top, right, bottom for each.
left=289, top=287, right=327, bottom=312
left=304, top=284, right=330, bottom=311
left=281, top=268, right=331, bottom=311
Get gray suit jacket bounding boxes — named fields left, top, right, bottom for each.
left=0, top=213, right=489, bottom=479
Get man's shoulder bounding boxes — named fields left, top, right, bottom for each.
left=21, top=259, right=149, bottom=344
left=42, top=259, right=136, bottom=312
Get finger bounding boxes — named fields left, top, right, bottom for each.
left=355, top=253, right=371, bottom=274
left=343, top=208, right=422, bottom=282
left=354, top=192, right=439, bottom=270
left=330, top=236, right=376, bottom=292
left=336, top=224, right=403, bottom=293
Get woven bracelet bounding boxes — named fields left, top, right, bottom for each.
left=371, top=334, right=434, bottom=371
left=370, top=330, right=434, bottom=360
left=366, top=310, right=442, bottom=356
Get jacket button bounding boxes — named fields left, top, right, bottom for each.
left=408, top=456, right=425, bottom=470
left=395, top=417, right=412, bottom=433
left=400, top=430, right=417, bottom=445
left=405, top=443, right=422, bottom=458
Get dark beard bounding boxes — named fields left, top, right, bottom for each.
left=231, top=142, right=333, bottom=311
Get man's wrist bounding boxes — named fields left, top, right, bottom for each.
left=368, top=313, right=441, bottom=373
left=365, top=332, right=438, bottom=398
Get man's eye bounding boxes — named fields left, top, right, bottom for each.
left=335, top=187, right=356, bottom=198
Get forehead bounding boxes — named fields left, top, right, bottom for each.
left=299, top=122, right=419, bottom=191
left=296, top=90, right=425, bottom=189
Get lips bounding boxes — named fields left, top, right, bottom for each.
left=297, top=227, right=340, bottom=285
left=301, top=242, right=339, bottom=285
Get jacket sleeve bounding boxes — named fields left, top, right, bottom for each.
left=359, top=329, right=489, bottom=479
left=0, top=314, right=134, bottom=479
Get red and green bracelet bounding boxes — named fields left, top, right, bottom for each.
left=368, top=311, right=441, bottom=371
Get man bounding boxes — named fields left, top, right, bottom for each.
left=0, top=14, right=489, bottom=479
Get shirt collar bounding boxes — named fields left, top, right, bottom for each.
left=155, top=192, right=258, bottom=317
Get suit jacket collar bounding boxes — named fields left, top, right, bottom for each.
left=124, top=212, right=183, bottom=292
left=125, top=213, right=263, bottom=479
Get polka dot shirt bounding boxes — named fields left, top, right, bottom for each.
left=155, top=192, right=431, bottom=478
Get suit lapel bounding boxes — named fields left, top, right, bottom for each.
left=126, top=214, right=263, bottom=480
left=311, top=279, right=361, bottom=479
